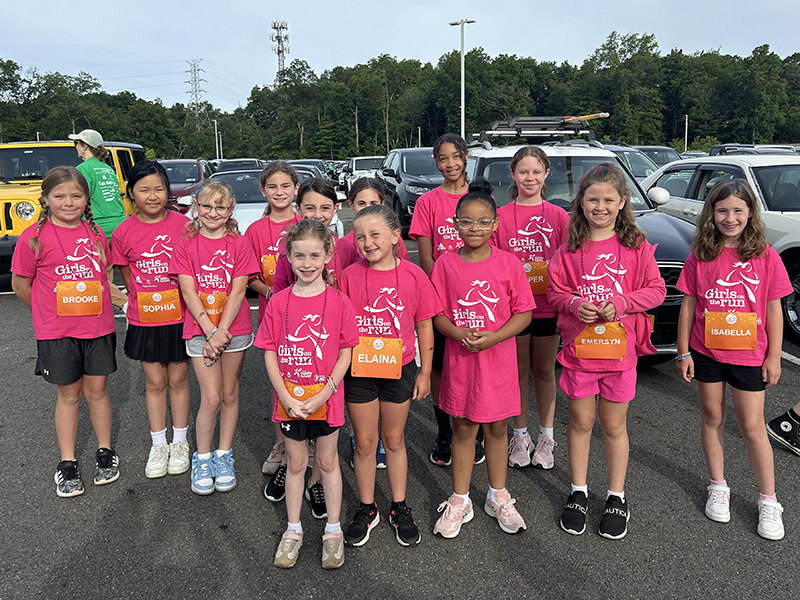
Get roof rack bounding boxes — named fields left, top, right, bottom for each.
left=469, top=113, right=609, bottom=143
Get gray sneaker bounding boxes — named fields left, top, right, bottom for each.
left=55, top=460, right=84, bottom=498
left=93, top=448, right=120, bottom=485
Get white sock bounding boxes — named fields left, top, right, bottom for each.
left=172, top=426, right=188, bottom=444
left=571, top=483, right=588, bottom=495
left=324, top=522, right=342, bottom=534
left=197, top=451, right=212, bottom=460
left=286, top=522, right=303, bottom=535
left=540, top=426, right=554, bottom=439
left=453, top=492, right=470, bottom=504
left=487, top=486, right=503, bottom=501
left=513, top=427, right=528, bottom=438
left=607, top=490, right=625, bottom=502
left=215, top=448, right=231, bottom=458
left=150, top=428, right=167, bottom=446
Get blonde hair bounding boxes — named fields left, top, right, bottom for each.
left=260, top=161, right=299, bottom=217
left=509, top=146, right=550, bottom=200
left=185, top=179, right=240, bottom=238
left=352, top=204, right=401, bottom=258
left=690, top=179, right=767, bottom=262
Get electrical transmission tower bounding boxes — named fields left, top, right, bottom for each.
left=271, top=21, right=290, bottom=84
left=186, top=59, right=210, bottom=128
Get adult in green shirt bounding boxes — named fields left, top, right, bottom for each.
left=69, top=128, right=128, bottom=308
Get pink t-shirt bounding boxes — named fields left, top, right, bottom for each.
left=169, top=233, right=260, bottom=339
left=409, top=187, right=464, bottom=261
left=547, top=236, right=666, bottom=372
left=12, top=220, right=114, bottom=340
left=338, top=258, right=443, bottom=365
left=491, top=201, right=569, bottom=318
left=272, top=235, right=360, bottom=293
left=430, top=249, right=535, bottom=422
left=244, top=214, right=302, bottom=323
left=342, top=229, right=411, bottom=261
left=255, top=286, right=359, bottom=427
left=677, top=246, right=791, bottom=366
left=112, top=211, right=189, bottom=327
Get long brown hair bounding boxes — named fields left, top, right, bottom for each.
left=285, top=219, right=334, bottom=284
left=260, top=161, right=298, bottom=217
left=508, top=146, right=550, bottom=201
left=185, top=179, right=240, bottom=238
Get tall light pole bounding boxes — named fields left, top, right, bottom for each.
left=449, top=18, right=475, bottom=140
left=213, top=119, right=219, bottom=160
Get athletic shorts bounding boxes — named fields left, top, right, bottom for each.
left=279, top=419, right=339, bottom=441
left=185, top=333, right=254, bottom=358
left=35, top=333, right=117, bottom=385
left=517, top=316, right=558, bottom=338
left=690, top=347, right=766, bottom=392
left=344, top=361, right=417, bottom=404
left=559, top=366, right=637, bottom=403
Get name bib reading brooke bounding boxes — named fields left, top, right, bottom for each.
left=351, top=336, right=403, bottom=379
left=277, top=380, right=327, bottom=421
left=261, top=254, right=278, bottom=288
left=523, top=261, right=549, bottom=295
left=56, top=280, right=102, bottom=316
left=137, top=289, right=182, bottom=323
left=575, top=322, right=626, bottom=360
left=705, top=311, right=757, bottom=350
left=200, top=291, right=227, bottom=326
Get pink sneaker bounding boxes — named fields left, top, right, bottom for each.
left=531, top=434, right=556, bottom=470
left=433, top=494, right=474, bottom=538
left=484, top=488, right=527, bottom=533
left=261, top=440, right=285, bottom=475
left=508, top=432, right=533, bottom=468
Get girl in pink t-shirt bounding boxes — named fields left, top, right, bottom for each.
left=170, top=180, right=260, bottom=496
left=341, top=178, right=410, bottom=261
left=676, top=179, right=791, bottom=541
left=112, top=161, right=191, bottom=480
left=491, top=146, right=569, bottom=470
left=546, top=163, right=665, bottom=540
left=338, top=205, right=441, bottom=547
left=256, top=219, right=359, bottom=569
left=11, top=166, right=119, bottom=498
left=430, top=180, right=535, bottom=539
left=409, top=133, right=475, bottom=468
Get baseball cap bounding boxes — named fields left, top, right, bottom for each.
left=68, top=129, right=104, bottom=148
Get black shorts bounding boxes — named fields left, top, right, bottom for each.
left=280, top=420, right=339, bottom=441
left=432, top=327, right=446, bottom=372
left=517, top=316, right=558, bottom=338
left=124, top=323, right=188, bottom=364
left=344, top=361, right=417, bottom=404
left=690, top=347, right=766, bottom=392
left=35, top=333, right=117, bottom=385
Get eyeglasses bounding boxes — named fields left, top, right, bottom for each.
left=197, top=203, right=232, bottom=214
left=453, top=217, right=496, bottom=230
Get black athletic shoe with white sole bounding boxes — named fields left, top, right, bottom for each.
left=344, top=503, right=380, bottom=546
left=598, top=495, right=630, bottom=539
left=55, top=460, right=84, bottom=498
left=560, top=490, right=588, bottom=535
left=93, top=448, right=120, bottom=485
left=305, top=481, right=327, bottom=519
left=264, top=463, right=287, bottom=502
left=389, top=502, right=421, bottom=546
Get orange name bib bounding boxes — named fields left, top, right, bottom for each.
left=523, top=261, right=549, bottom=295
left=200, top=291, right=227, bottom=326
left=261, top=254, right=278, bottom=288
left=277, top=380, right=327, bottom=421
left=351, top=336, right=403, bottom=379
left=575, top=322, right=626, bottom=360
left=704, top=311, right=757, bottom=350
left=56, top=280, right=103, bottom=316
left=137, top=289, right=182, bottom=323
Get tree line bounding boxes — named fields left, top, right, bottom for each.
left=1, top=32, right=798, bottom=160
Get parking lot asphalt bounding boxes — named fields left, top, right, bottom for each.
left=0, top=210, right=797, bottom=599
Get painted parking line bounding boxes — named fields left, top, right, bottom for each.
left=782, top=351, right=800, bottom=366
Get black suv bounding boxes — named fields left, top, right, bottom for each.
left=375, top=147, right=443, bottom=234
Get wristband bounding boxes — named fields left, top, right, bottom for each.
left=676, top=353, right=691, bottom=362
left=207, top=327, right=218, bottom=341
left=569, top=297, right=578, bottom=314
left=327, top=376, right=338, bottom=394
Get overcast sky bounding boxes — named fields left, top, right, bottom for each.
left=8, top=0, right=799, bottom=113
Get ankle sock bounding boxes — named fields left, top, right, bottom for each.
left=760, top=493, right=778, bottom=503
left=710, top=479, right=727, bottom=487
left=197, top=451, right=212, bottom=460
left=215, top=448, right=231, bottom=458
left=513, top=427, right=528, bottom=438
left=433, top=405, right=452, bottom=439
left=324, top=522, right=342, bottom=534
left=571, top=483, right=588, bottom=496
left=286, top=522, right=303, bottom=535
left=540, top=426, right=554, bottom=438
left=607, top=490, right=625, bottom=502
left=172, top=426, right=188, bottom=444
left=150, top=428, right=167, bottom=446
left=390, top=500, right=406, bottom=511
left=453, top=492, right=470, bottom=504
left=488, top=486, right=503, bottom=501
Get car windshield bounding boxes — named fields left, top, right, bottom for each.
left=217, top=160, right=260, bottom=172
left=468, top=155, right=648, bottom=211
left=752, top=165, right=800, bottom=211
left=163, top=163, right=200, bottom=184
left=641, top=148, right=681, bottom=167
left=210, top=171, right=264, bottom=203
left=402, top=153, right=439, bottom=177
left=613, top=150, right=658, bottom=178
left=0, top=147, right=80, bottom=180
left=353, top=158, right=383, bottom=171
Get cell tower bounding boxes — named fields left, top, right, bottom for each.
left=186, top=58, right=210, bottom=128
left=271, top=20, right=290, bottom=82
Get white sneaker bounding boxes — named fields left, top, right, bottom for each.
left=757, top=498, right=785, bottom=540
left=508, top=432, right=533, bottom=468
left=168, top=441, right=191, bottom=475
left=145, top=444, right=169, bottom=478
left=704, top=483, right=731, bottom=523
left=261, top=440, right=285, bottom=475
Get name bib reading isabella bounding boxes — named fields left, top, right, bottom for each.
left=277, top=380, right=327, bottom=421
left=261, top=254, right=278, bottom=288
left=704, top=311, right=757, bottom=350
left=199, top=291, right=227, bottom=326
left=575, top=322, right=626, bottom=360
left=137, top=289, right=182, bottom=323
left=56, top=280, right=102, bottom=316
left=351, top=336, right=403, bottom=379
left=523, top=261, right=549, bottom=295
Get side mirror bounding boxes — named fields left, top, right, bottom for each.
left=648, top=187, right=670, bottom=206
left=382, top=167, right=396, bottom=178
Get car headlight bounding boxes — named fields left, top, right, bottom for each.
left=15, top=201, right=36, bottom=221
left=406, top=185, right=428, bottom=195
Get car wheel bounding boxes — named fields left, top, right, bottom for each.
left=782, top=262, right=800, bottom=345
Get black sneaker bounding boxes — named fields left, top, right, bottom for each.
left=305, top=481, right=327, bottom=519
left=560, top=491, right=588, bottom=535
left=429, top=437, right=452, bottom=466
left=55, top=460, right=84, bottom=498
left=598, top=495, right=630, bottom=539
left=389, top=502, right=421, bottom=546
left=767, top=411, right=800, bottom=456
left=474, top=432, right=485, bottom=465
left=264, top=463, right=286, bottom=502
left=344, top=503, right=380, bottom=546
left=93, top=448, right=120, bottom=485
